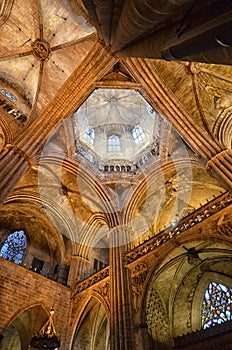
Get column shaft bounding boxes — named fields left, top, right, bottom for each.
left=109, top=227, right=133, bottom=350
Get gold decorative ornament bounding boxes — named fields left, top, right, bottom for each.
left=31, top=39, right=51, bottom=61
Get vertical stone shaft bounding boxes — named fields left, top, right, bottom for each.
left=109, top=227, right=133, bottom=350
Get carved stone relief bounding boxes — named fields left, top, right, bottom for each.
left=146, top=286, right=170, bottom=348
left=31, top=39, right=51, bottom=61
left=191, top=62, right=232, bottom=148
left=217, top=214, right=232, bottom=236
left=93, top=280, right=110, bottom=307
left=130, top=262, right=148, bottom=310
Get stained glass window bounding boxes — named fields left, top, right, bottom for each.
left=108, top=135, right=121, bottom=152
left=1, top=89, right=17, bottom=103
left=84, top=126, right=95, bottom=145
left=132, top=125, right=145, bottom=144
left=201, top=281, right=232, bottom=329
left=0, top=230, right=27, bottom=264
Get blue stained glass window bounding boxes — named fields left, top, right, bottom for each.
left=84, top=126, right=95, bottom=145
left=0, top=230, right=27, bottom=264
left=108, top=135, right=121, bottom=152
left=1, top=89, right=17, bottom=103
left=132, top=125, right=145, bottom=144
left=201, top=281, right=232, bottom=329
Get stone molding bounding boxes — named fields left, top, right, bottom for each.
left=126, top=192, right=231, bottom=264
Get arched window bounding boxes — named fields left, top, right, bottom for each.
left=84, top=126, right=94, bottom=145
left=201, top=281, right=232, bottom=329
left=0, top=230, right=27, bottom=264
left=108, top=135, right=121, bottom=152
left=1, top=89, right=17, bottom=103
left=132, top=125, right=145, bottom=144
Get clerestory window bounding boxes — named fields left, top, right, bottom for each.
left=108, top=135, right=121, bottom=152
left=1, top=89, right=17, bottom=103
left=132, top=125, right=145, bottom=144
left=0, top=230, right=27, bottom=264
left=201, top=281, right=232, bottom=329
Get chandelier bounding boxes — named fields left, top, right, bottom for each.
left=29, top=308, right=60, bottom=349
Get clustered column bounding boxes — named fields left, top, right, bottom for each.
left=108, top=226, right=134, bottom=350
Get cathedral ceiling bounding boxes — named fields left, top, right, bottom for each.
left=149, top=59, right=232, bottom=149
left=0, top=1, right=231, bottom=252
left=0, top=0, right=95, bottom=121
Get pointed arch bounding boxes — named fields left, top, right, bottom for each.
left=201, top=281, right=232, bottom=329
left=71, top=296, right=109, bottom=350
left=1, top=302, right=50, bottom=350
left=192, top=272, right=232, bottom=332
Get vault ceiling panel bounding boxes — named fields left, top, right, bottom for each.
left=148, top=59, right=232, bottom=148
left=192, top=63, right=232, bottom=148
left=0, top=0, right=39, bottom=57
left=76, top=89, right=152, bottom=126
left=0, top=204, right=62, bottom=253
left=133, top=164, right=226, bottom=236
left=148, top=59, right=205, bottom=129
left=0, top=0, right=95, bottom=119
left=0, top=56, right=40, bottom=106
left=40, top=0, right=94, bottom=46
left=33, top=35, right=95, bottom=117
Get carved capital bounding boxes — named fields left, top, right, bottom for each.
left=93, top=280, right=110, bottom=307
left=130, top=262, right=148, bottom=294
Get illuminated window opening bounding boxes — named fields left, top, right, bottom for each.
left=1, top=89, right=17, bottom=103
left=84, top=126, right=95, bottom=145
left=132, top=125, right=145, bottom=144
left=0, top=230, right=27, bottom=264
left=108, top=135, right=121, bottom=152
left=201, top=281, right=232, bottom=329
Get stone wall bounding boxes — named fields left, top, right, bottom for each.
left=0, top=257, right=71, bottom=349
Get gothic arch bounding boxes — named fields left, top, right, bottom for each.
left=71, top=296, right=109, bottom=350
left=1, top=302, right=50, bottom=350
left=137, top=234, right=232, bottom=347
left=192, top=271, right=232, bottom=331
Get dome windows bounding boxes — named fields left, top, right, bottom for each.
left=132, top=125, right=145, bottom=144
left=73, top=88, right=160, bottom=165
left=84, top=126, right=95, bottom=145
left=108, top=135, right=121, bottom=152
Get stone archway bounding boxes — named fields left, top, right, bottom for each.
left=1, top=304, right=48, bottom=350
left=72, top=298, right=109, bottom=350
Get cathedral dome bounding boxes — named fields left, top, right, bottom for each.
left=73, top=88, right=159, bottom=166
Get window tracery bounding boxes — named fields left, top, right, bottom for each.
left=201, top=281, right=232, bottom=329
left=132, top=125, right=145, bottom=144
left=108, top=135, right=121, bottom=152
left=0, top=230, right=27, bottom=264
left=1, top=89, right=17, bottom=103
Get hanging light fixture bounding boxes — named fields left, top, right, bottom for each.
left=29, top=307, right=60, bottom=349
